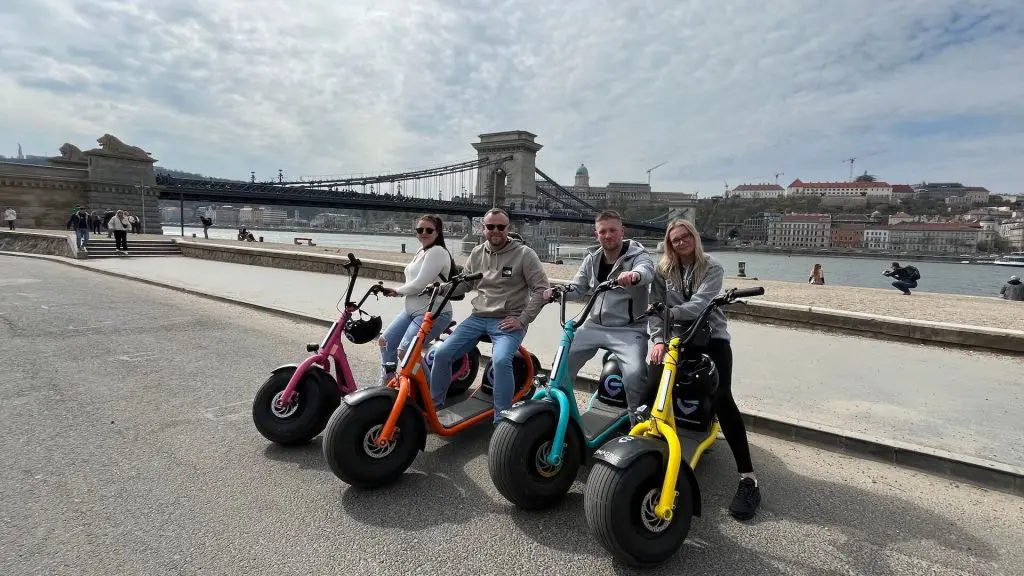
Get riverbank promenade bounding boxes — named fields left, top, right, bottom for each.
left=189, top=236, right=1023, bottom=331
left=27, top=251, right=1023, bottom=472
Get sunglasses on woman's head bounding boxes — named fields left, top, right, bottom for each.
left=484, top=223, right=507, bottom=231
left=416, top=227, right=435, bottom=234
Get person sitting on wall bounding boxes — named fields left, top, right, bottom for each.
left=1000, top=275, right=1023, bottom=301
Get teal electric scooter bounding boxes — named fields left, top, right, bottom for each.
left=487, top=279, right=636, bottom=509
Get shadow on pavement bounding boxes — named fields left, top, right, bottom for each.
left=506, top=442, right=999, bottom=575
left=339, top=425, right=501, bottom=531
left=261, top=437, right=326, bottom=471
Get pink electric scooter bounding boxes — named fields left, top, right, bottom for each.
left=252, top=252, right=480, bottom=446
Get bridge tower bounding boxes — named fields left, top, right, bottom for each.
left=471, top=131, right=542, bottom=207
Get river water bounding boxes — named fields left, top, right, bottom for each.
left=164, top=226, right=1018, bottom=297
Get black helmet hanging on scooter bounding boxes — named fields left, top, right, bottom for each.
left=343, top=312, right=382, bottom=344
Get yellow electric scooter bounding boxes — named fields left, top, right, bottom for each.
left=583, top=286, right=765, bottom=568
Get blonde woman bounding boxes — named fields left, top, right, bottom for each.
left=647, top=218, right=761, bottom=520
left=808, top=263, right=825, bottom=285
left=107, top=210, right=130, bottom=253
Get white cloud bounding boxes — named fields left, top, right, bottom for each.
left=1, top=0, right=1023, bottom=194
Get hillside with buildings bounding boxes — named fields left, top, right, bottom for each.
left=706, top=178, right=1022, bottom=254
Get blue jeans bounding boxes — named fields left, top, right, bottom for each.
left=429, top=315, right=525, bottom=422
left=379, top=309, right=452, bottom=375
left=75, top=228, right=90, bottom=250
left=892, top=280, right=917, bottom=294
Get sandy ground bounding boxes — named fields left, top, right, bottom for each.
left=181, top=237, right=1024, bottom=331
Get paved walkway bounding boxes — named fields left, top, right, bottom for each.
left=6, top=255, right=1020, bottom=576
left=59, top=255, right=1024, bottom=469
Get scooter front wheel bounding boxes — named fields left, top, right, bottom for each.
left=583, top=455, right=694, bottom=568
left=321, top=396, right=423, bottom=488
left=252, top=368, right=336, bottom=445
left=488, top=410, right=583, bottom=510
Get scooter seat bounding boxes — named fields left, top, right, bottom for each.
left=478, top=334, right=492, bottom=344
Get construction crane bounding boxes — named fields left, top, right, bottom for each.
left=842, top=157, right=857, bottom=180
left=646, top=161, right=668, bottom=186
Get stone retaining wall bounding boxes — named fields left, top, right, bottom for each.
left=0, top=230, right=76, bottom=258
left=176, top=240, right=405, bottom=282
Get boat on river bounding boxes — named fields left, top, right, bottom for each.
left=993, top=252, right=1024, bottom=267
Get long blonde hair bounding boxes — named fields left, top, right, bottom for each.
left=658, top=218, right=709, bottom=291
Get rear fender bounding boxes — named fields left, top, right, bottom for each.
left=342, top=386, right=427, bottom=452
left=592, top=435, right=703, bottom=517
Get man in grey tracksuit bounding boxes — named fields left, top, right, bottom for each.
left=548, top=211, right=656, bottom=411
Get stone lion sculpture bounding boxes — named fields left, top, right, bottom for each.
left=96, top=134, right=151, bottom=158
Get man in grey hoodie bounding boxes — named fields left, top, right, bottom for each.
left=429, top=208, right=550, bottom=421
left=545, top=210, right=655, bottom=412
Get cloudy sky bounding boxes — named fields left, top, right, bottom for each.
left=2, top=0, right=1023, bottom=196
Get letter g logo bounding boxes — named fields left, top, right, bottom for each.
left=603, top=374, right=623, bottom=396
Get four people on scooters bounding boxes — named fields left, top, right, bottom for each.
left=543, top=210, right=655, bottom=417
left=428, top=208, right=550, bottom=422
left=646, top=218, right=762, bottom=520
left=378, top=215, right=458, bottom=383
left=384, top=210, right=761, bottom=520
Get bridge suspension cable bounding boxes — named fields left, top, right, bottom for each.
left=277, top=156, right=512, bottom=189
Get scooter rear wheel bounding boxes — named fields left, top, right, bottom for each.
left=488, top=411, right=583, bottom=510
left=252, top=368, right=336, bottom=445
left=321, top=396, right=423, bottom=488
left=584, top=455, right=694, bottom=568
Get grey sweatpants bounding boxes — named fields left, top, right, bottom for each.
left=566, top=325, right=651, bottom=410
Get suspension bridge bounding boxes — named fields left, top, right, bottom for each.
left=155, top=131, right=694, bottom=235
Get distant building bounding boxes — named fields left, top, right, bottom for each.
left=888, top=222, right=981, bottom=254
left=767, top=213, right=832, bottom=248
left=912, top=182, right=991, bottom=201
left=787, top=179, right=893, bottom=199
left=741, top=211, right=781, bottom=244
left=863, top=226, right=890, bottom=251
left=730, top=183, right=784, bottom=199
left=830, top=215, right=872, bottom=249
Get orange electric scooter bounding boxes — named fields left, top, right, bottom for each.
left=321, top=271, right=540, bottom=488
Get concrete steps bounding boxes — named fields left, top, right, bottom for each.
left=82, top=238, right=181, bottom=258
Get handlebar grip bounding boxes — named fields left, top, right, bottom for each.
left=462, top=272, right=483, bottom=282
left=732, top=287, right=765, bottom=299
left=347, top=253, right=360, bottom=266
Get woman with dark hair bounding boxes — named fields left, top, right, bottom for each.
left=378, top=215, right=457, bottom=382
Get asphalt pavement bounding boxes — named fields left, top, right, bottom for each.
left=1, top=255, right=1022, bottom=576
left=70, top=255, right=1024, bottom=468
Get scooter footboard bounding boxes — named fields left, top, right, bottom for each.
left=592, top=435, right=703, bottom=517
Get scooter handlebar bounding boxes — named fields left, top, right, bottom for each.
left=730, top=287, right=764, bottom=299
left=462, top=272, right=483, bottom=282
left=342, top=252, right=361, bottom=269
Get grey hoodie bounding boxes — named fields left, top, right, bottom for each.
left=454, top=237, right=550, bottom=325
left=649, top=254, right=730, bottom=344
left=563, top=240, right=655, bottom=331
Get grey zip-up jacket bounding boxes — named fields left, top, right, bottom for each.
left=452, top=237, right=549, bottom=326
left=649, top=254, right=730, bottom=344
left=563, top=240, right=655, bottom=331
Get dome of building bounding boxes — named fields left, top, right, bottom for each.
left=576, top=163, right=588, bottom=177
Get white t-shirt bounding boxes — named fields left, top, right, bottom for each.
left=395, top=245, right=453, bottom=316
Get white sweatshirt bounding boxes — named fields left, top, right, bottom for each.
left=395, top=245, right=453, bottom=316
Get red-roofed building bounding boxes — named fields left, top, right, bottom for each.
left=767, top=213, right=832, bottom=248
left=730, top=183, right=784, bottom=199
left=787, top=178, right=893, bottom=199
left=891, top=184, right=914, bottom=200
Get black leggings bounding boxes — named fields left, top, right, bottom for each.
left=646, top=338, right=753, bottom=474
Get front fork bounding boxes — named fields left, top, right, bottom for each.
left=628, top=418, right=682, bottom=522
left=277, top=353, right=325, bottom=406
left=531, top=385, right=572, bottom=467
